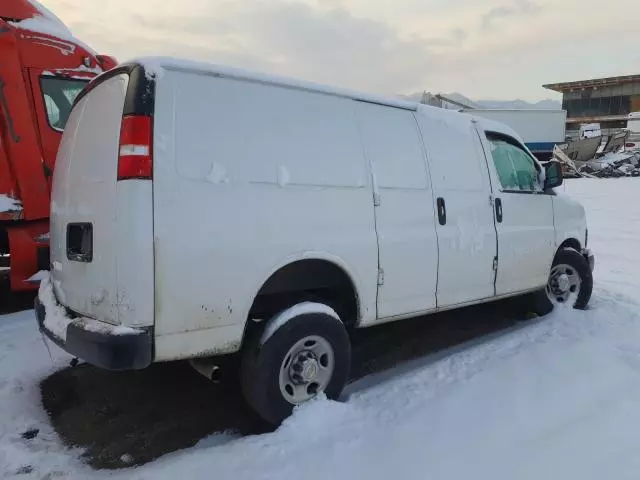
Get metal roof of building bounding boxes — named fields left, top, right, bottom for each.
left=543, top=74, right=640, bottom=92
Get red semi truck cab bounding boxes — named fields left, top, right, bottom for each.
left=0, top=0, right=116, bottom=291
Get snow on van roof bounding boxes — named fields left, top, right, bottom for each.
left=471, top=115, right=525, bottom=144
left=469, top=114, right=540, bottom=161
left=133, top=56, right=524, bottom=140
left=133, top=56, right=418, bottom=111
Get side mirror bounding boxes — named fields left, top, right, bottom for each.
left=544, top=161, right=563, bottom=189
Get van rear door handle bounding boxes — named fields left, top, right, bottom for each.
left=436, top=197, right=446, bottom=225
left=495, top=197, right=503, bottom=223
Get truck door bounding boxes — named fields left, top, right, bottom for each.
left=355, top=102, right=438, bottom=319
left=415, top=110, right=498, bottom=307
left=479, top=131, right=555, bottom=294
left=28, top=70, right=90, bottom=187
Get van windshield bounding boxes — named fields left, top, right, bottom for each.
left=40, top=77, right=89, bottom=131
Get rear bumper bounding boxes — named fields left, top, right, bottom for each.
left=35, top=296, right=153, bottom=371
left=582, top=248, right=595, bottom=272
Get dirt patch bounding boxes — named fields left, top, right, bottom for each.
left=41, top=358, right=265, bottom=469
left=41, top=299, right=529, bottom=469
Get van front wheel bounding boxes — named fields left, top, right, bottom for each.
left=241, top=309, right=350, bottom=425
left=545, top=248, right=593, bottom=310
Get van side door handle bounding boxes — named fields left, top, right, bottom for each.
left=437, top=197, right=446, bottom=225
left=495, top=197, right=503, bottom=223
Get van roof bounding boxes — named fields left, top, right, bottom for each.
left=472, top=115, right=525, bottom=144
left=131, top=56, right=419, bottom=112
left=412, top=102, right=527, bottom=147
left=123, top=57, right=525, bottom=145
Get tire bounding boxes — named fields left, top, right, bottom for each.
left=514, top=248, right=593, bottom=317
left=241, top=310, right=351, bottom=425
left=545, top=247, right=593, bottom=310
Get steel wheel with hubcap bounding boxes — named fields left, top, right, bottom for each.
left=545, top=248, right=593, bottom=310
left=279, top=335, right=334, bottom=404
left=241, top=307, right=350, bottom=425
left=546, top=263, right=582, bottom=306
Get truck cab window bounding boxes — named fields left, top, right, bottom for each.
left=40, top=77, right=88, bottom=131
left=487, top=134, right=542, bottom=192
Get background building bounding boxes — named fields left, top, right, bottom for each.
left=544, top=74, right=640, bottom=137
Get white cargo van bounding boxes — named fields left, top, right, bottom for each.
left=36, top=57, right=594, bottom=424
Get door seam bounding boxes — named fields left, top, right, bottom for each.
left=411, top=111, right=441, bottom=307
left=472, top=123, right=499, bottom=295
left=352, top=103, right=382, bottom=320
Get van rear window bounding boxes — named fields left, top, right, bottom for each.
left=40, top=77, right=89, bottom=131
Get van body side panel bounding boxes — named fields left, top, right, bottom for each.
left=354, top=102, right=438, bottom=321
left=415, top=107, right=498, bottom=307
left=552, top=195, right=586, bottom=250
left=115, top=181, right=155, bottom=327
left=494, top=194, right=554, bottom=293
left=154, top=323, right=246, bottom=361
left=152, top=70, right=378, bottom=357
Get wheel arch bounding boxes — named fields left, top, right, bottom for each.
left=242, top=253, right=362, bottom=344
left=556, top=237, right=582, bottom=257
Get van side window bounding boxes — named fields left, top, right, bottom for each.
left=486, top=134, right=542, bottom=192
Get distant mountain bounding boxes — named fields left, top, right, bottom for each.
left=476, top=98, right=561, bottom=110
left=402, top=91, right=561, bottom=110
left=439, top=92, right=479, bottom=108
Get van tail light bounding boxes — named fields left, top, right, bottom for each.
left=118, top=115, right=152, bottom=180
left=626, top=143, right=636, bottom=148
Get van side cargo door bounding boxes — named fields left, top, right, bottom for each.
left=415, top=109, right=498, bottom=307
left=355, top=102, right=438, bottom=319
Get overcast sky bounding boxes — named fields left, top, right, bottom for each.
left=41, top=0, right=639, bottom=101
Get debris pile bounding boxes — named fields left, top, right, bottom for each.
left=553, top=129, right=640, bottom=178
left=577, top=152, right=640, bottom=178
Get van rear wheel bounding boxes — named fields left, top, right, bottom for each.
left=241, top=308, right=350, bottom=425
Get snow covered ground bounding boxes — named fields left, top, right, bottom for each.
left=2, top=178, right=640, bottom=479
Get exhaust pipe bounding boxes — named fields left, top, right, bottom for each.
left=189, top=358, right=222, bottom=384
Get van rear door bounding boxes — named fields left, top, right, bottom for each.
left=50, top=68, right=155, bottom=327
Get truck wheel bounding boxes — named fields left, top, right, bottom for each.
left=545, top=248, right=593, bottom=310
left=241, top=308, right=350, bottom=425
